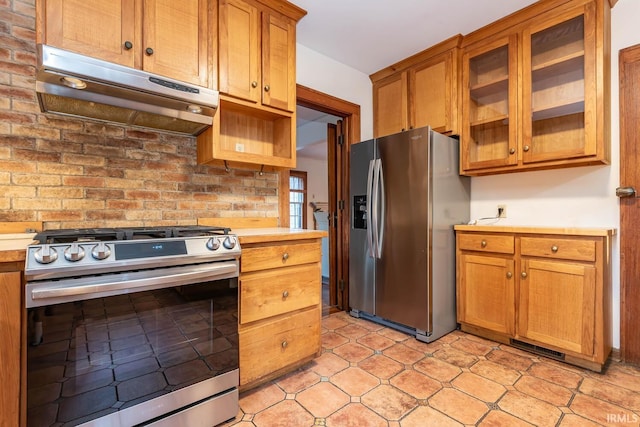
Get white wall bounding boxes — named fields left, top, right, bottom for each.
left=296, top=0, right=639, bottom=348
left=296, top=44, right=374, bottom=141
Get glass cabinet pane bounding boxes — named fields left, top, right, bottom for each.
left=468, top=45, right=511, bottom=164
left=528, top=15, right=586, bottom=160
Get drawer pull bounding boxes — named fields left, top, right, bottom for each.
left=506, top=272, right=512, bottom=279
left=551, top=245, right=559, bottom=253
left=521, top=272, right=527, bottom=279
left=282, top=252, right=289, bottom=261
left=481, top=240, right=487, bottom=248
left=282, top=290, right=289, bottom=298
left=281, top=340, right=288, bottom=349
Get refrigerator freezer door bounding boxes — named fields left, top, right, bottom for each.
left=375, top=127, right=431, bottom=332
left=349, top=139, right=376, bottom=315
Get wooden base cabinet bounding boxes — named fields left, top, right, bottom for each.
left=0, top=263, right=25, bottom=427
left=238, top=236, right=322, bottom=389
left=455, top=226, right=614, bottom=371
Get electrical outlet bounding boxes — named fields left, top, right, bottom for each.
left=497, top=204, right=507, bottom=218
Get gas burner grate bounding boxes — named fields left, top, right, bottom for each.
left=34, top=225, right=232, bottom=244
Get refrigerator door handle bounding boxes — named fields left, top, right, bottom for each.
left=366, top=159, right=376, bottom=258
left=376, top=158, right=385, bottom=258
left=371, top=158, right=380, bottom=258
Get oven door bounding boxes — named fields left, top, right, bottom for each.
left=25, top=266, right=239, bottom=427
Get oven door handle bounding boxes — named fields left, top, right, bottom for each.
left=26, top=261, right=239, bottom=308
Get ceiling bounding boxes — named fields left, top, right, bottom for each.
left=290, top=0, right=538, bottom=75
left=292, top=0, right=538, bottom=160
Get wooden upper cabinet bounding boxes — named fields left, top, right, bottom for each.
left=461, top=35, right=519, bottom=171
left=142, top=0, right=210, bottom=87
left=521, top=3, right=597, bottom=164
left=261, top=12, right=296, bottom=111
left=373, top=72, right=408, bottom=137
left=219, top=0, right=296, bottom=112
left=460, top=0, right=610, bottom=176
left=39, top=0, right=212, bottom=88
left=219, top=0, right=260, bottom=103
left=42, top=0, right=136, bottom=67
left=371, top=35, right=462, bottom=138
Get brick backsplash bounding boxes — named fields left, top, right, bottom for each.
left=0, top=0, right=279, bottom=229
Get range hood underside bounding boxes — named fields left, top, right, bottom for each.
left=37, top=82, right=212, bottom=136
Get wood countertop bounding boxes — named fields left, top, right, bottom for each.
left=454, top=225, right=616, bottom=237
left=0, top=233, right=36, bottom=263
left=234, top=228, right=327, bottom=244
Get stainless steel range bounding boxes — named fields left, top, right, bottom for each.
left=24, top=226, right=241, bottom=427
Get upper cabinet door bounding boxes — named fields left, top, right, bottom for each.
left=219, top=0, right=260, bottom=102
left=411, top=51, right=457, bottom=135
left=461, top=34, right=519, bottom=171
left=521, top=3, right=596, bottom=164
left=142, top=0, right=210, bottom=87
left=373, top=72, right=409, bottom=138
left=261, top=12, right=296, bottom=112
left=44, top=0, right=136, bottom=67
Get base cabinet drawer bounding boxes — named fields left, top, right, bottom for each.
left=240, top=263, right=320, bottom=324
left=241, top=241, right=321, bottom=272
left=239, top=307, right=321, bottom=385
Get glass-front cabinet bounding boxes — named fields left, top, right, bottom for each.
left=462, top=35, right=518, bottom=171
left=522, top=5, right=596, bottom=164
left=460, top=0, right=609, bottom=176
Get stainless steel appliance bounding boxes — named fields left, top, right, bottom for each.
left=24, top=226, right=240, bottom=427
left=349, top=126, right=470, bottom=342
left=36, top=45, right=219, bottom=135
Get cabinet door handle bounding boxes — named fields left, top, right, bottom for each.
left=282, top=290, right=289, bottom=298
left=523, top=145, right=530, bottom=152
left=251, top=81, right=258, bottom=88
left=124, top=41, right=133, bottom=50
left=281, top=340, right=288, bottom=349
left=282, top=252, right=289, bottom=261
left=145, top=47, right=154, bottom=56
left=481, top=240, right=487, bottom=248
left=506, top=272, right=512, bottom=279
left=509, top=148, right=515, bottom=154
left=521, top=272, right=527, bottom=279
left=551, top=245, right=559, bottom=253
left=264, top=85, right=270, bottom=92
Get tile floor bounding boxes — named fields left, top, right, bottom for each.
left=226, top=311, right=640, bottom=427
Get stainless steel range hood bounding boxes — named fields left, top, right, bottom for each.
left=36, top=45, right=218, bottom=136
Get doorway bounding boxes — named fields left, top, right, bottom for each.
left=295, top=85, right=361, bottom=314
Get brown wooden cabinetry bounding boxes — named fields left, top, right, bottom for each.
left=38, top=0, right=212, bottom=87
left=0, top=263, right=26, bottom=427
left=455, top=226, right=614, bottom=372
left=371, top=35, right=462, bottom=138
left=237, top=236, right=322, bottom=389
left=198, top=0, right=306, bottom=168
left=460, top=0, right=610, bottom=175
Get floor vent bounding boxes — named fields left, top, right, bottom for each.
left=510, top=339, right=565, bottom=361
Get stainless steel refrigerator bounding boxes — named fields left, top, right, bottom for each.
left=349, top=126, right=470, bottom=342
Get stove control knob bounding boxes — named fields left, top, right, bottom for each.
left=34, top=245, right=58, bottom=264
left=206, top=237, right=221, bottom=251
left=64, top=243, right=85, bottom=262
left=91, top=242, right=112, bottom=260
left=223, top=236, right=237, bottom=250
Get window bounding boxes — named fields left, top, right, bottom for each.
left=289, top=171, right=307, bottom=229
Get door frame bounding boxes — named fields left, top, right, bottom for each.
left=294, top=84, right=360, bottom=312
